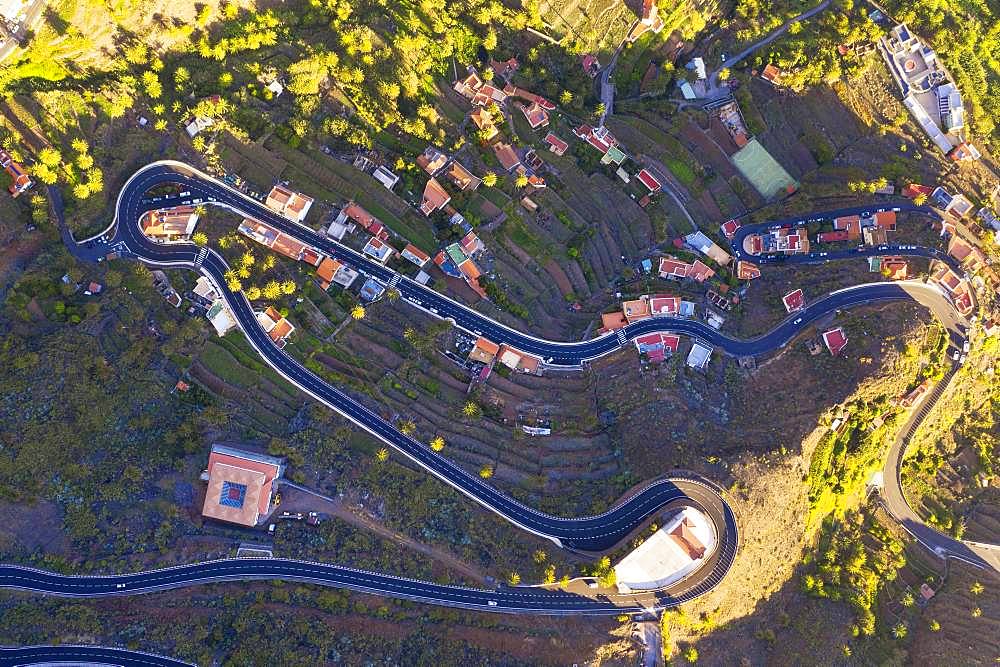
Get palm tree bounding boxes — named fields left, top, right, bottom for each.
left=375, top=448, right=389, bottom=463
left=387, top=287, right=400, bottom=302
left=972, top=607, right=982, bottom=618
left=192, top=232, right=208, bottom=246
left=479, top=465, right=493, bottom=479
left=398, top=420, right=415, bottom=435
left=928, top=619, right=940, bottom=631
left=240, top=251, right=255, bottom=268
left=507, top=571, right=521, bottom=585
left=429, top=436, right=445, bottom=451
left=194, top=204, right=207, bottom=218
left=262, top=280, right=281, bottom=300
left=463, top=401, right=482, bottom=419
left=970, top=581, right=984, bottom=596
left=351, top=305, right=366, bottom=320
left=281, top=279, right=296, bottom=295
left=246, top=286, right=261, bottom=300
left=892, top=622, right=907, bottom=639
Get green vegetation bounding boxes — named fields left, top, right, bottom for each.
left=800, top=510, right=908, bottom=640
left=882, top=0, right=1000, bottom=139
left=806, top=396, right=900, bottom=520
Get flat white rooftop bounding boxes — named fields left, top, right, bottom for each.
left=614, top=506, right=716, bottom=593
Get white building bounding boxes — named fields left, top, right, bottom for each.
left=372, top=165, right=399, bottom=190
left=185, top=116, right=214, bottom=138
left=686, top=342, right=712, bottom=369
left=206, top=300, right=236, bottom=336
left=614, top=507, right=717, bottom=593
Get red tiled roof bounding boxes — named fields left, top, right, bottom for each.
left=543, top=133, right=569, bottom=155
left=659, top=257, right=690, bottom=278
left=902, top=183, right=933, bottom=198
left=649, top=296, right=679, bottom=315
left=874, top=211, right=896, bottom=230
left=782, top=289, right=804, bottom=313
left=689, top=260, right=715, bottom=282
left=721, top=219, right=741, bottom=238
left=822, top=327, right=848, bottom=356
left=636, top=169, right=662, bottom=191
left=818, top=230, right=850, bottom=243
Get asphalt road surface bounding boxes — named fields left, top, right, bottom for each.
left=30, top=160, right=971, bottom=617
left=881, top=368, right=1000, bottom=572
left=0, top=645, right=193, bottom=667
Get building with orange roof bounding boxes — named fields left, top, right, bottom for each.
left=202, top=444, right=285, bottom=527
left=736, top=261, right=760, bottom=280
left=416, top=146, right=448, bottom=176
left=420, top=177, right=451, bottom=216
left=265, top=185, right=314, bottom=222
left=0, top=149, right=33, bottom=197
left=761, top=64, right=782, bottom=85
left=301, top=247, right=322, bottom=267
left=401, top=243, right=431, bottom=267
left=445, top=160, right=481, bottom=191
left=833, top=215, right=861, bottom=240
left=601, top=311, right=628, bottom=331
left=873, top=211, right=897, bottom=230
left=493, top=142, right=521, bottom=172
left=257, top=306, right=295, bottom=348
left=468, top=336, right=500, bottom=365
left=622, top=297, right=651, bottom=322
left=948, top=235, right=986, bottom=272
left=269, top=231, right=308, bottom=261
left=317, top=256, right=356, bottom=290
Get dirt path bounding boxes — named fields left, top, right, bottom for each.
left=277, top=482, right=490, bottom=584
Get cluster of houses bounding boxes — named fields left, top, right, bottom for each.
left=571, top=123, right=664, bottom=204
left=452, top=65, right=553, bottom=190
left=0, top=149, right=32, bottom=198
left=817, top=211, right=898, bottom=246
left=433, top=230, right=489, bottom=298
left=741, top=211, right=899, bottom=257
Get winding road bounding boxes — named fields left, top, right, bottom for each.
left=8, top=160, right=977, bottom=623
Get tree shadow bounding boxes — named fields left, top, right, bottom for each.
left=41, top=7, right=69, bottom=37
